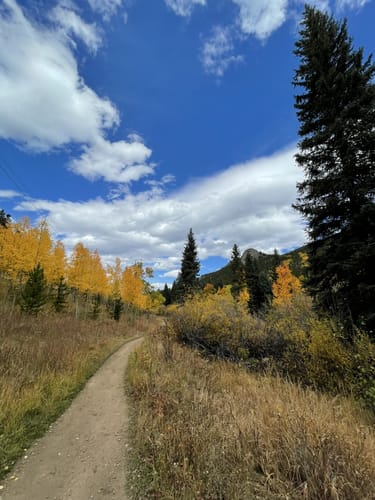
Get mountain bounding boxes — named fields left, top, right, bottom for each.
left=200, top=245, right=307, bottom=288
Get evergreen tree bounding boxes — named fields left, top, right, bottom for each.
left=112, top=297, right=123, bottom=321
left=20, top=263, right=48, bottom=315
left=161, top=284, right=172, bottom=305
left=53, top=276, right=68, bottom=313
left=270, top=249, right=282, bottom=283
left=244, top=253, right=271, bottom=313
left=230, top=243, right=245, bottom=299
left=175, top=228, right=200, bottom=299
left=293, top=6, right=375, bottom=335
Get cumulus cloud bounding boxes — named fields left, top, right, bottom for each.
left=69, top=137, right=154, bottom=183
left=164, top=0, right=206, bottom=17
left=16, top=146, right=306, bottom=278
left=200, top=26, right=243, bottom=77
left=0, top=0, right=153, bottom=184
left=0, top=0, right=117, bottom=150
left=49, top=4, right=102, bottom=53
left=231, top=0, right=288, bottom=40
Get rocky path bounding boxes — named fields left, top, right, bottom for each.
left=1, top=337, right=143, bottom=500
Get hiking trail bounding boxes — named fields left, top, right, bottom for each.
left=1, top=337, right=143, bottom=500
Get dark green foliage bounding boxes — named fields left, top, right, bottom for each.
left=112, top=297, right=123, bottom=321
left=20, top=263, right=48, bottom=315
left=293, top=6, right=375, bottom=336
left=199, top=262, right=233, bottom=289
left=170, top=280, right=179, bottom=303
left=0, top=209, right=11, bottom=228
left=270, top=249, right=281, bottom=283
left=107, top=295, right=123, bottom=321
left=230, top=244, right=245, bottom=298
left=244, top=253, right=272, bottom=313
left=161, top=284, right=172, bottom=306
left=174, top=229, right=200, bottom=300
left=53, top=276, right=68, bottom=313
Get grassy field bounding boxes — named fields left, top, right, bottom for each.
left=126, top=332, right=375, bottom=499
left=0, top=308, right=154, bottom=480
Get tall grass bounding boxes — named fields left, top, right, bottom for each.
left=126, top=332, right=375, bottom=499
left=0, top=309, right=154, bottom=480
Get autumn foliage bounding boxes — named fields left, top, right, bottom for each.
left=272, top=259, right=302, bottom=306
left=0, top=218, right=156, bottom=313
left=167, top=289, right=375, bottom=409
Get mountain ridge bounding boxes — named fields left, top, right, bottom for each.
left=200, top=245, right=307, bottom=288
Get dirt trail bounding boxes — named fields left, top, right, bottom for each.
left=1, top=337, right=143, bottom=500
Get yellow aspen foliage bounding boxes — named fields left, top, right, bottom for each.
left=121, top=262, right=149, bottom=310
left=272, top=260, right=302, bottom=306
left=238, top=287, right=250, bottom=306
left=0, top=218, right=45, bottom=282
left=0, top=222, right=18, bottom=280
left=68, top=244, right=109, bottom=295
left=67, top=243, right=92, bottom=292
left=87, top=250, right=109, bottom=296
left=33, top=220, right=53, bottom=279
left=48, top=241, right=67, bottom=283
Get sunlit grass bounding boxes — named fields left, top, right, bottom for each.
left=0, top=309, right=154, bottom=479
left=126, top=332, right=375, bottom=499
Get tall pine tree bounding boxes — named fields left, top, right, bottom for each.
left=229, top=243, right=245, bottom=299
left=244, top=253, right=271, bottom=314
left=293, top=6, right=375, bottom=335
left=175, top=228, right=200, bottom=299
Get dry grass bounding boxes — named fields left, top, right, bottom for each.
left=0, top=309, right=154, bottom=479
left=126, top=332, right=375, bottom=499
left=168, top=293, right=375, bottom=409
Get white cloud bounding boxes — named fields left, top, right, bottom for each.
left=0, top=0, right=117, bottom=150
left=69, top=137, right=154, bottom=183
left=0, top=0, right=153, bottom=184
left=231, top=0, right=288, bottom=40
left=0, top=189, right=21, bottom=199
left=200, top=26, right=243, bottom=77
left=164, top=0, right=206, bottom=17
left=16, top=146, right=306, bottom=277
left=49, top=4, right=102, bottom=53
left=87, top=0, right=122, bottom=20
left=162, top=269, right=180, bottom=278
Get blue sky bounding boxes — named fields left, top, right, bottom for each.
left=0, top=0, right=374, bottom=287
